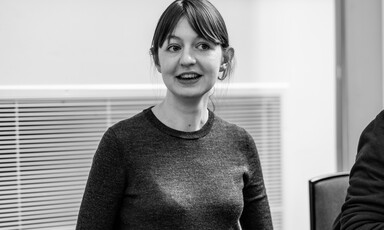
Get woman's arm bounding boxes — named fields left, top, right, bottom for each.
left=76, top=128, right=126, bottom=230
left=240, top=131, right=274, bottom=230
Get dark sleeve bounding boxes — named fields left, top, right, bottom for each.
left=240, top=131, right=274, bottom=230
left=76, top=128, right=126, bottom=230
left=339, top=110, right=384, bottom=230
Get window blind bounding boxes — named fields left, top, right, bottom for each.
left=0, top=94, right=282, bottom=230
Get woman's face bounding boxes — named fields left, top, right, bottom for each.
left=156, top=17, right=224, bottom=101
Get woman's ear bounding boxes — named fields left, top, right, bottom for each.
left=220, top=47, right=234, bottom=72
left=223, top=47, right=234, bottom=64
left=218, top=47, right=235, bottom=80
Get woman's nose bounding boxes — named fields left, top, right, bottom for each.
left=180, top=48, right=196, bottom=66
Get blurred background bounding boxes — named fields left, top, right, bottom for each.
left=0, top=0, right=382, bottom=229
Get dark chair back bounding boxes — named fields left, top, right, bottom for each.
left=309, top=172, right=349, bottom=230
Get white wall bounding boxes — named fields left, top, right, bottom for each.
left=0, top=0, right=336, bottom=229
left=249, top=1, right=336, bottom=229
left=0, top=0, right=169, bottom=85
left=339, top=0, right=383, bottom=171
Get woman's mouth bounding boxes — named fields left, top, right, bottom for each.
left=176, top=73, right=202, bottom=80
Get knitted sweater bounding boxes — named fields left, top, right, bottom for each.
left=76, top=107, right=273, bottom=230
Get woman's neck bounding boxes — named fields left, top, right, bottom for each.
left=151, top=94, right=210, bottom=132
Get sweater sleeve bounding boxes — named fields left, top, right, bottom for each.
left=239, top=131, right=274, bottom=230
left=339, top=110, right=384, bottom=230
left=76, top=128, right=126, bottom=230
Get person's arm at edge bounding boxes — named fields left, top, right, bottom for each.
left=339, top=110, right=384, bottom=230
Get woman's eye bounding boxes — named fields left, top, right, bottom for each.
left=167, top=45, right=181, bottom=52
left=197, top=43, right=211, bottom=50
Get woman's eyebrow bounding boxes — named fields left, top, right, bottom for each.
left=166, top=35, right=182, bottom=42
left=166, top=34, right=204, bottom=42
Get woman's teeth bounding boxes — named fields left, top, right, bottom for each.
left=177, top=73, right=200, bottom=79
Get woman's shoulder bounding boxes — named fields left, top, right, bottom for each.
left=213, top=113, right=253, bottom=140
left=213, top=113, right=248, bottom=131
left=109, top=107, right=152, bottom=135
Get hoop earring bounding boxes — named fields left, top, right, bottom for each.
left=218, top=73, right=227, bottom=80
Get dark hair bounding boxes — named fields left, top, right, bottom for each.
left=150, top=0, right=234, bottom=80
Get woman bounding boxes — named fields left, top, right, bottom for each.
left=76, top=0, right=273, bottom=229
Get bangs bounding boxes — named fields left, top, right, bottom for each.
left=152, top=3, right=184, bottom=50
left=151, top=0, right=229, bottom=51
left=184, top=2, right=228, bottom=47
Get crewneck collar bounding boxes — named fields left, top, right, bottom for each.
left=144, top=106, right=214, bottom=140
